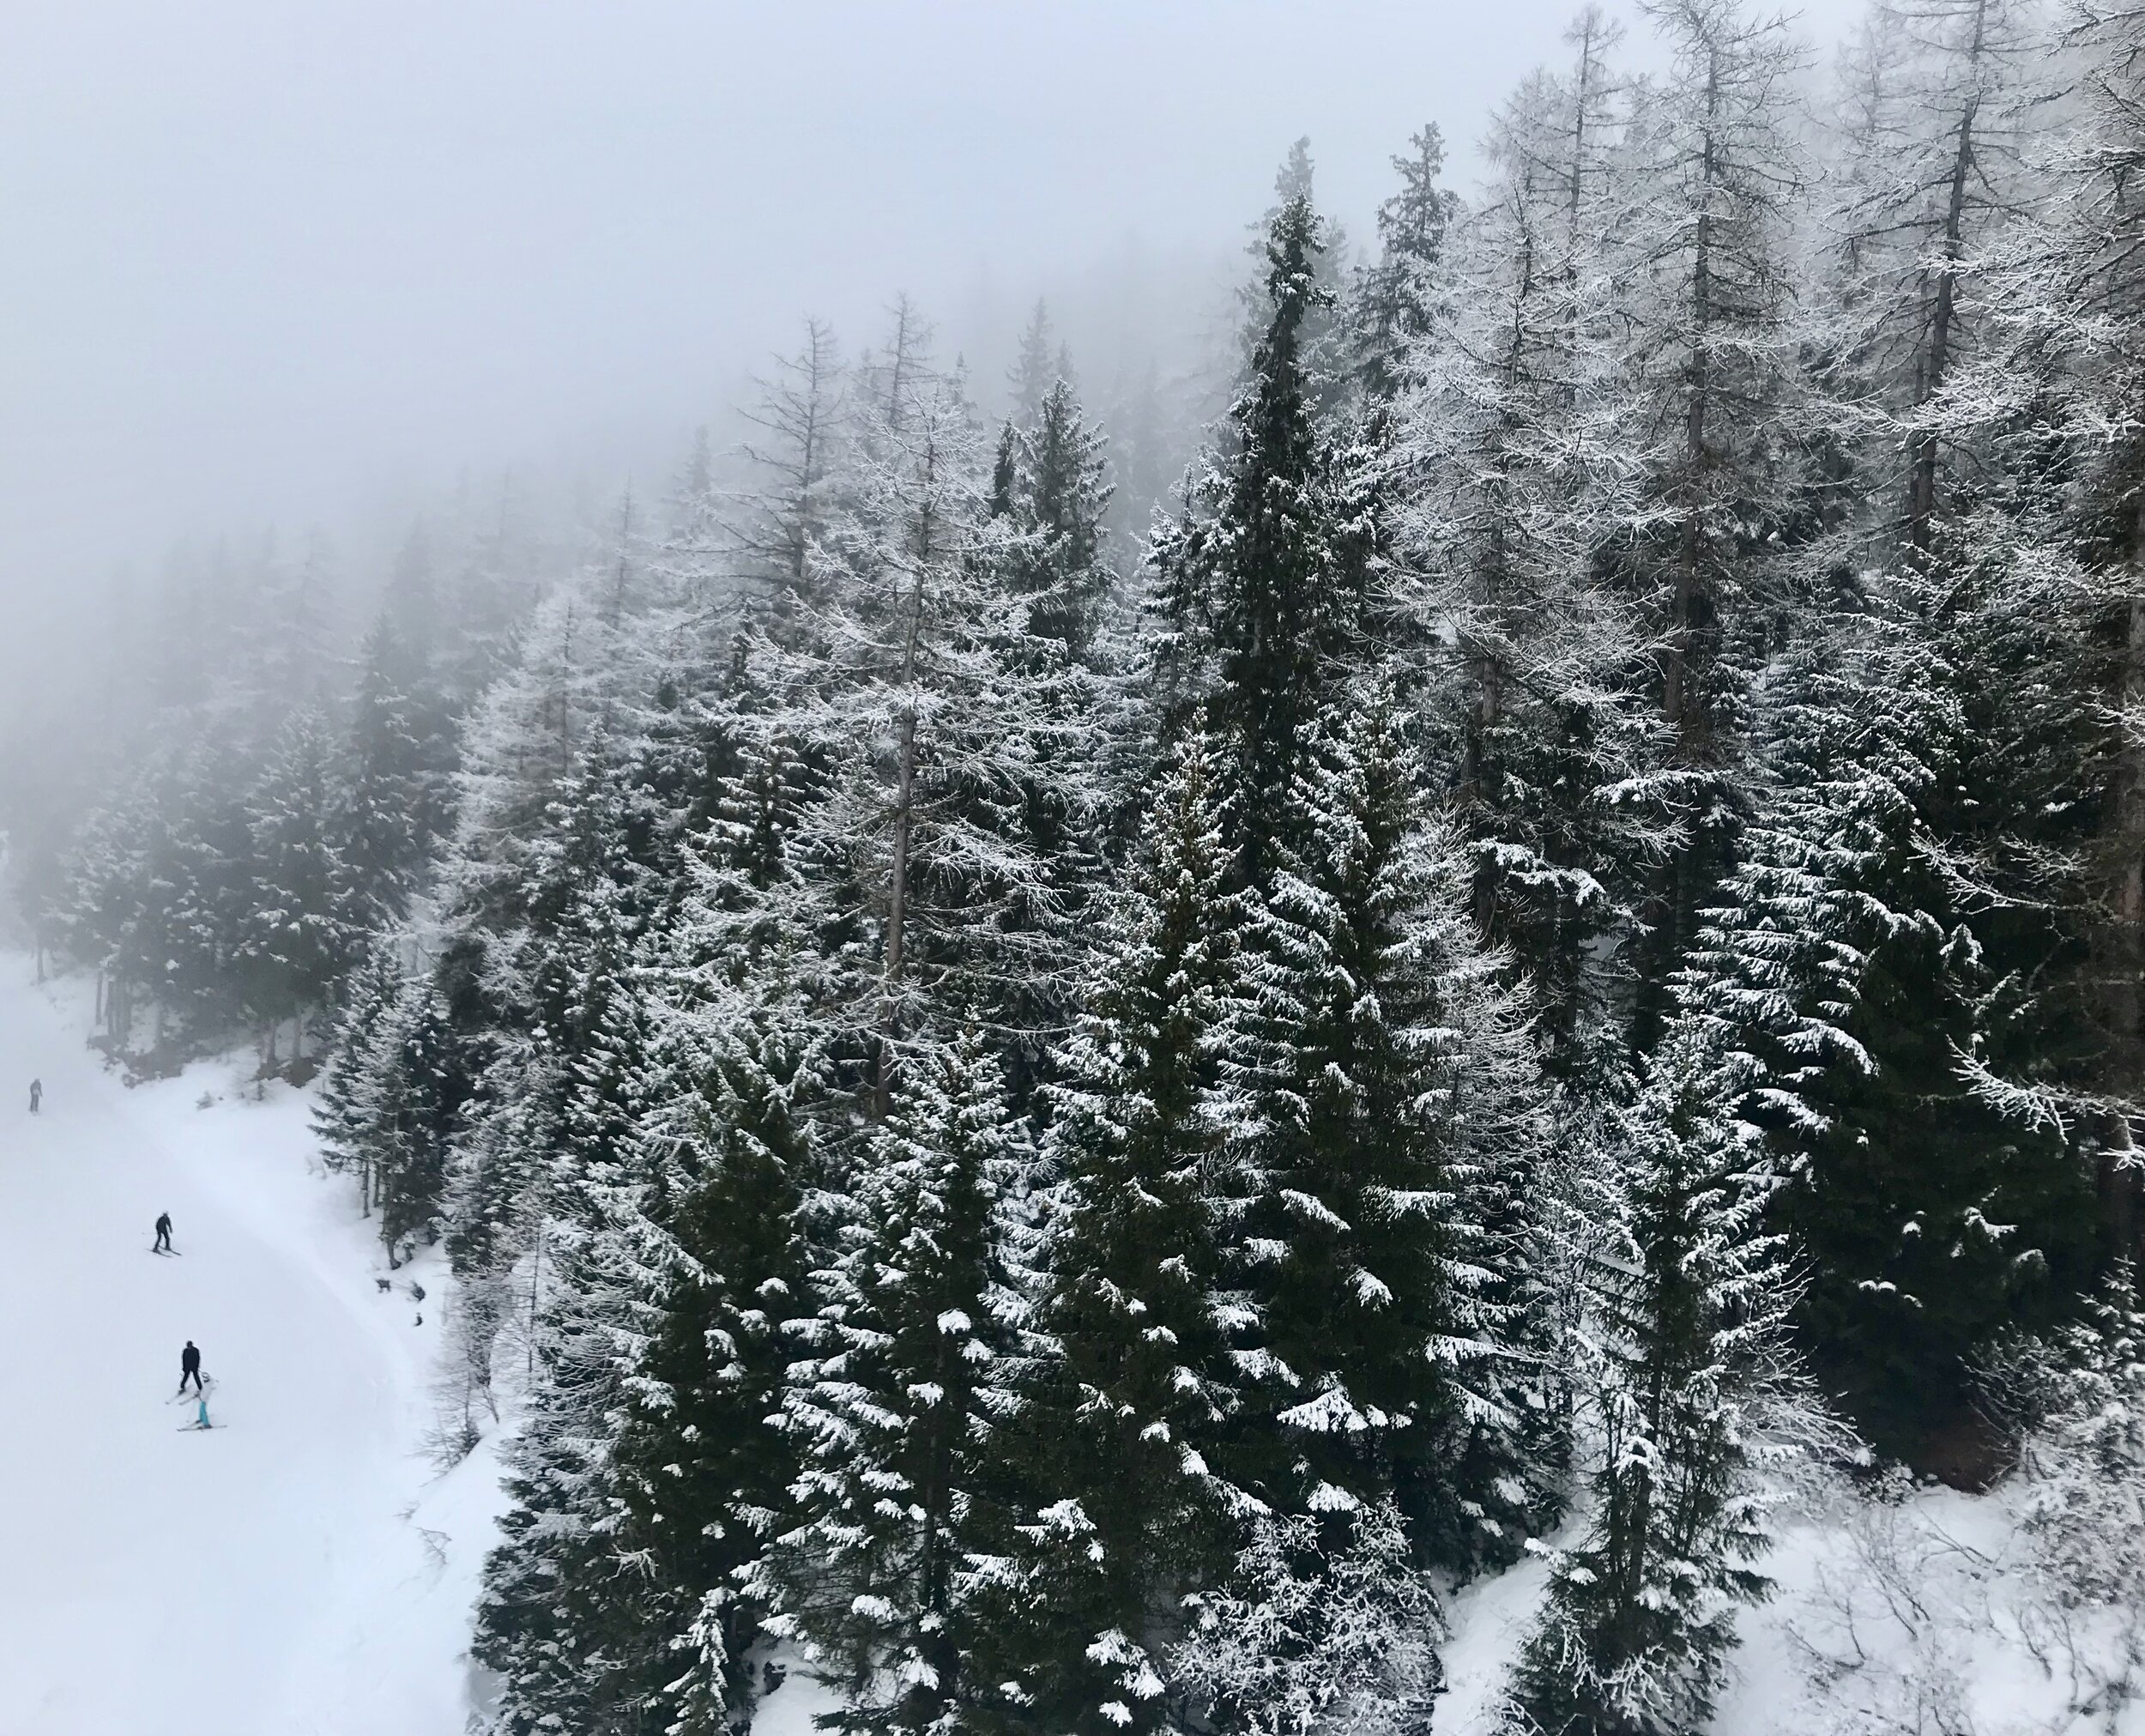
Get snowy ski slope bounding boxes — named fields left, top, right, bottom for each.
left=0, top=961, right=499, bottom=1734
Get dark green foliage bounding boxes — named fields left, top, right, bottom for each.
left=1219, top=690, right=1555, bottom=1572
left=964, top=737, right=1248, bottom=1736
left=1151, top=191, right=1371, bottom=886
left=1684, top=592, right=2098, bottom=1455
left=759, top=1032, right=1030, bottom=1735
left=1510, top=1025, right=1801, bottom=1736
left=617, top=1004, right=816, bottom=1732
left=369, top=981, right=467, bottom=1261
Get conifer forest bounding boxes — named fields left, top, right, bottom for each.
left=15, top=1, right=2145, bottom=1731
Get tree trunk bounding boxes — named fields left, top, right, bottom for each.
left=1665, top=57, right=1719, bottom=742
left=877, top=486, right=934, bottom=1118
left=526, top=1218, right=546, bottom=1382
left=1909, top=64, right=1981, bottom=547
left=878, top=703, right=918, bottom=1119
left=2104, top=499, right=2145, bottom=1285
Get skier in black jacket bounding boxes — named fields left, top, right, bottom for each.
left=154, top=1213, right=172, bottom=1253
left=177, top=1340, right=203, bottom=1396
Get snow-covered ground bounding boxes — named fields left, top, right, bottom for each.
left=0, top=958, right=851, bottom=1736
left=1436, top=1465, right=2145, bottom=1736
left=0, top=958, right=504, bottom=1735
left=4, top=952, right=2136, bottom=1736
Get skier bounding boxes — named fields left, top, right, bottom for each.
left=177, top=1340, right=203, bottom=1396
left=153, top=1213, right=172, bottom=1254
left=27, top=1079, right=39, bottom=1114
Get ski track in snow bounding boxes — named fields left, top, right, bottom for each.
left=0, top=959, right=505, bottom=1735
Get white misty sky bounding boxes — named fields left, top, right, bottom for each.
left=0, top=0, right=1866, bottom=622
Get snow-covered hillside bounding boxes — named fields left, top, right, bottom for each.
left=0, top=959, right=503, bottom=1734
left=0, top=958, right=856, bottom=1736
left=5, top=949, right=2139, bottom=1736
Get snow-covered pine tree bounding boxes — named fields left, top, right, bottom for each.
left=615, top=978, right=819, bottom=1733
left=474, top=699, right=817, bottom=1735
left=313, top=944, right=403, bottom=1216
left=437, top=723, right=681, bottom=1302
left=1608, top=0, right=1813, bottom=1038
left=771, top=333, right=989, bottom=1095
left=1508, top=1019, right=1807, bottom=1736
left=1349, top=122, right=1459, bottom=402
left=1151, top=190, right=1370, bottom=889
left=335, top=613, right=435, bottom=941
left=474, top=931, right=679, bottom=1736
left=754, top=312, right=1104, bottom=1103
left=367, top=976, right=466, bottom=1263
left=1967, top=0, right=2145, bottom=1277
left=969, top=374, right=1125, bottom=1097
left=999, top=377, right=1117, bottom=661
left=758, top=1031, right=1031, bottom=1734
left=1383, top=17, right=1660, bottom=1080
left=1218, top=686, right=1558, bottom=1575
left=1812, top=0, right=2043, bottom=554
left=1233, top=140, right=1355, bottom=416
left=964, top=735, right=1251, bottom=1736
left=1677, top=591, right=2093, bottom=1458
left=239, top=705, right=349, bottom=1065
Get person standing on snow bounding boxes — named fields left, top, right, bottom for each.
left=154, top=1213, right=172, bottom=1253
left=177, top=1340, right=203, bottom=1396
left=27, top=1079, right=39, bottom=1113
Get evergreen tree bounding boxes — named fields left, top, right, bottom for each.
left=758, top=315, right=1112, bottom=1103
left=313, top=943, right=403, bottom=1216
left=1971, top=0, right=2145, bottom=1278
left=966, top=736, right=1250, bottom=1736
left=619, top=985, right=818, bottom=1732
left=1350, top=123, right=1459, bottom=401
left=1680, top=589, right=2095, bottom=1453
left=474, top=941, right=674, bottom=1736
left=367, top=977, right=466, bottom=1263
left=239, top=706, right=348, bottom=1057
left=759, top=1032, right=1030, bottom=1734
left=1152, top=191, right=1369, bottom=886
left=1218, top=688, right=1556, bottom=1570
left=336, top=614, right=432, bottom=940
left=1008, top=299, right=1058, bottom=426
left=1508, top=1022, right=1805, bottom=1736
left=1610, top=0, right=1812, bottom=1038
left=999, top=378, right=1117, bottom=658
left=1384, top=18, right=1658, bottom=1080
